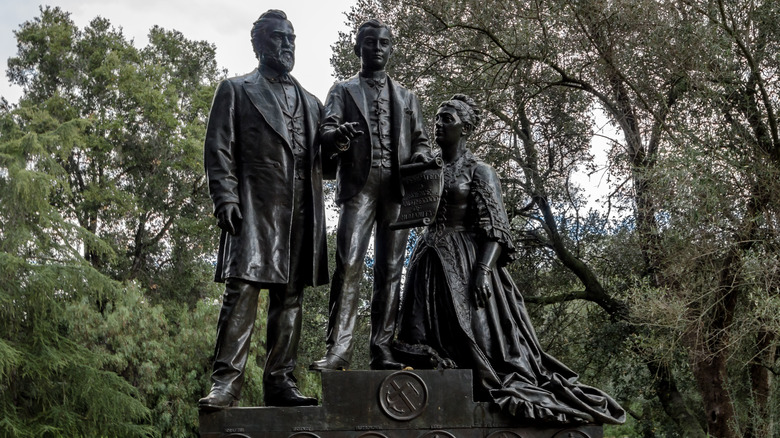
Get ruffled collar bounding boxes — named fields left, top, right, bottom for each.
left=443, top=149, right=477, bottom=180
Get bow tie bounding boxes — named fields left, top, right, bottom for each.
left=267, top=74, right=293, bottom=84
left=364, top=77, right=386, bottom=89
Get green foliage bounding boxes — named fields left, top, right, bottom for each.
left=332, top=0, right=780, bottom=436
left=0, top=223, right=154, bottom=436
left=65, top=284, right=220, bottom=437
left=4, top=1, right=780, bottom=436
left=1, top=6, right=224, bottom=437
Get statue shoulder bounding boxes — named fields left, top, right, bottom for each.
left=212, top=71, right=257, bottom=96
left=227, top=70, right=259, bottom=85
left=387, top=76, right=412, bottom=95
left=472, top=160, right=498, bottom=178
left=335, top=74, right=361, bottom=88
left=388, top=78, right=424, bottom=109
left=471, top=160, right=502, bottom=191
left=324, top=75, right=358, bottom=99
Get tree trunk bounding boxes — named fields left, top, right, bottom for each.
left=645, top=359, right=706, bottom=438
left=745, top=328, right=776, bottom=438
left=691, top=351, right=738, bottom=438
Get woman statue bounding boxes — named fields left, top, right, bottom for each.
left=395, top=94, right=625, bottom=425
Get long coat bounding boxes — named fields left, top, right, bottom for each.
left=320, top=74, right=430, bottom=205
left=204, top=69, right=328, bottom=287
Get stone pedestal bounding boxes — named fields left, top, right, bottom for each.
left=199, top=369, right=603, bottom=438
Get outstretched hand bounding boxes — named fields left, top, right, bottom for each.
left=216, top=202, right=242, bottom=236
left=336, top=122, right=364, bottom=144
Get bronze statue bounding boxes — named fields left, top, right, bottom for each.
left=394, top=95, right=626, bottom=424
left=310, top=19, right=431, bottom=371
left=199, top=9, right=328, bottom=409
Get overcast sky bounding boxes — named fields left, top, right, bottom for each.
left=0, top=0, right=357, bottom=104
left=0, top=1, right=617, bottom=207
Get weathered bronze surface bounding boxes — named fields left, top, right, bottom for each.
left=390, top=157, right=444, bottom=230
left=199, top=370, right=605, bottom=438
left=197, top=9, right=624, bottom=428
left=200, top=9, right=327, bottom=409
left=395, top=95, right=625, bottom=424
left=311, top=19, right=432, bottom=372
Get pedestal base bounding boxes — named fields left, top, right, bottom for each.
left=199, top=369, right=603, bottom=438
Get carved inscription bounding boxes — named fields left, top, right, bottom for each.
left=355, top=425, right=382, bottom=431
left=391, top=159, right=443, bottom=230
left=399, top=173, right=441, bottom=221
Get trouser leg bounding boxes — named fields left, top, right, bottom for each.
left=325, top=173, right=379, bottom=361
left=264, top=281, right=304, bottom=391
left=210, top=279, right=261, bottom=399
left=264, top=177, right=308, bottom=390
left=370, top=167, right=408, bottom=364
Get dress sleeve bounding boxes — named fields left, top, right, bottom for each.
left=470, top=162, right=517, bottom=266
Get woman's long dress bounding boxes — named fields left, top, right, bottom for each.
left=397, top=151, right=625, bottom=424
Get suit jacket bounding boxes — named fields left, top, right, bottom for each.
left=320, top=74, right=430, bottom=205
left=204, top=69, right=328, bottom=286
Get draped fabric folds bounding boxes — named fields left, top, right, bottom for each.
left=397, top=151, right=625, bottom=425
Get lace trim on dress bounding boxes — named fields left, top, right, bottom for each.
left=470, top=174, right=517, bottom=265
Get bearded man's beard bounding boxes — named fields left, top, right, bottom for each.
left=263, top=50, right=295, bottom=73
left=278, top=51, right=294, bottom=72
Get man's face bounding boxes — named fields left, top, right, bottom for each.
left=357, top=27, right=393, bottom=73
left=260, top=19, right=296, bottom=74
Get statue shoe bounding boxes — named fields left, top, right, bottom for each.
left=370, top=351, right=405, bottom=370
left=264, top=386, right=318, bottom=407
left=309, top=354, right=349, bottom=371
left=198, top=388, right=238, bottom=410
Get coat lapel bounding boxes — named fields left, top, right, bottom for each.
left=345, top=75, right=369, bottom=126
left=388, top=77, right=404, bottom=152
left=243, top=70, right=290, bottom=147
left=290, top=76, right=319, bottom=161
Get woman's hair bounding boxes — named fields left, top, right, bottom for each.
left=439, top=94, right=481, bottom=131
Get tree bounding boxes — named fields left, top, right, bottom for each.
left=1, top=6, right=225, bottom=436
left=0, top=84, right=155, bottom=438
left=333, top=0, right=780, bottom=436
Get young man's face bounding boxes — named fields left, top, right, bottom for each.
left=357, top=27, right=393, bottom=73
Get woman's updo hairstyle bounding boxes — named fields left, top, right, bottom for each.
left=439, top=94, right=482, bottom=133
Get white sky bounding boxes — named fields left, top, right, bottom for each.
left=0, top=1, right=617, bottom=214
left=0, top=0, right=357, bottom=104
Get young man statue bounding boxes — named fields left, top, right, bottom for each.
left=310, top=19, right=431, bottom=372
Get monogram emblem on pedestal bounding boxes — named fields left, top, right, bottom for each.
left=378, top=371, right=428, bottom=421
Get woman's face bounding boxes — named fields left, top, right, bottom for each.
left=435, top=106, right=464, bottom=148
